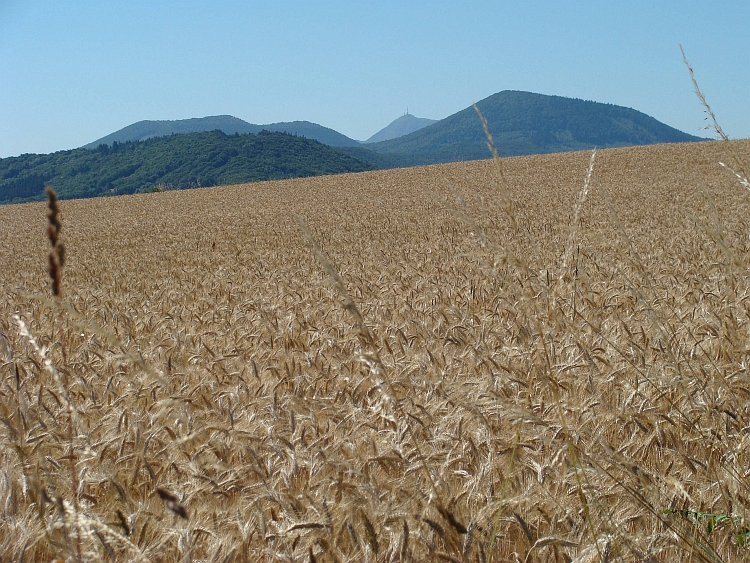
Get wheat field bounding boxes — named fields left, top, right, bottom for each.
left=2, top=138, right=750, bottom=562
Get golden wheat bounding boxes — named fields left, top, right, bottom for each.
left=1, top=138, right=750, bottom=562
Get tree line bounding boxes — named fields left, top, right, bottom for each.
left=0, top=130, right=375, bottom=204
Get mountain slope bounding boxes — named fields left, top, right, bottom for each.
left=1, top=130, right=373, bottom=204
left=365, top=90, right=704, bottom=165
left=84, top=116, right=361, bottom=148
left=262, top=121, right=360, bottom=146
left=365, top=114, right=437, bottom=143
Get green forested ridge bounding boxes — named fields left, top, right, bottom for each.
left=83, top=116, right=360, bottom=149
left=0, top=130, right=373, bottom=204
left=334, top=146, right=413, bottom=170
left=365, top=90, right=705, bottom=165
left=2, top=91, right=706, bottom=204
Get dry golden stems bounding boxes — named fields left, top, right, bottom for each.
left=44, top=186, right=84, bottom=563
left=472, top=106, right=558, bottom=561
left=593, top=92, right=750, bottom=526
left=473, top=104, right=516, bottom=234
left=45, top=187, right=66, bottom=298
left=1, top=140, right=750, bottom=561
left=296, top=215, right=468, bottom=541
left=681, top=45, right=748, bottom=186
left=473, top=112, right=605, bottom=563
left=295, top=215, right=397, bottom=414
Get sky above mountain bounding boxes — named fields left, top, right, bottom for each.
left=1, top=1, right=748, bottom=158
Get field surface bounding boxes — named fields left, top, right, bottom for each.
left=2, top=139, right=750, bottom=562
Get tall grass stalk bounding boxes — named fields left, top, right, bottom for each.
left=47, top=187, right=84, bottom=563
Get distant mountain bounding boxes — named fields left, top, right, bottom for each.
left=363, top=90, right=705, bottom=166
left=1, top=130, right=373, bottom=204
left=3, top=90, right=707, bottom=205
left=365, top=114, right=437, bottom=143
left=81, top=91, right=703, bottom=172
left=264, top=121, right=361, bottom=147
left=83, top=116, right=361, bottom=149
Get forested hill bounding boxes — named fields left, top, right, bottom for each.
left=364, top=90, right=705, bottom=165
left=0, top=130, right=374, bottom=204
left=83, top=116, right=360, bottom=148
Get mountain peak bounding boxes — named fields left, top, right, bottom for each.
left=83, top=116, right=360, bottom=149
left=364, top=113, right=437, bottom=144
left=362, top=90, right=704, bottom=165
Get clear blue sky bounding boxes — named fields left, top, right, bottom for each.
left=1, top=1, right=748, bottom=158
